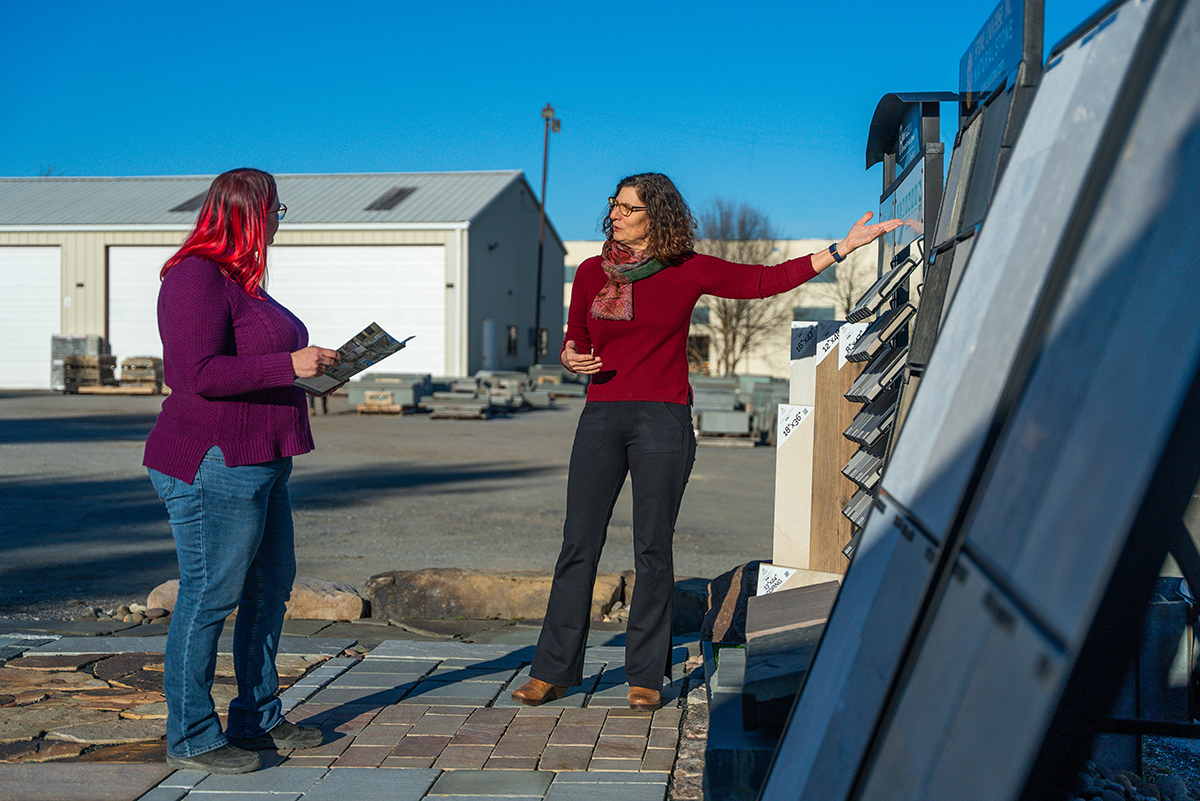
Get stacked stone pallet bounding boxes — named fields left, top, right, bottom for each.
left=119, top=356, right=164, bottom=392
left=61, top=355, right=117, bottom=393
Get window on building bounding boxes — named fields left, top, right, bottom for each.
left=690, top=307, right=710, bottom=326
left=507, top=325, right=518, bottom=356
left=793, top=306, right=837, bottom=321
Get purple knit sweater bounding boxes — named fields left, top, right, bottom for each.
left=143, top=256, right=314, bottom=483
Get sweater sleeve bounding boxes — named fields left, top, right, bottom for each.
left=159, top=260, right=298, bottom=398
left=561, top=257, right=598, bottom=361
left=698, top=252, right=818, bottom=299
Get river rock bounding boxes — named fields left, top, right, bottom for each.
left=366, top=568, right=623, bottom=620
left=147, top=577, right=368, bottom=620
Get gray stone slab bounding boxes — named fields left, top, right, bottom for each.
left=350, top=657, right=441, bottom=674
left=0, top=619, right=141, bottom=636
left=326, top=671, right=428, bottom=689
left=367, top=641, right=534, bottom=665
left=550, top=772, right=670, bottom=783
left=135, top=789, right=187, bottom=801
left=192, top=766, right=327, bottom=794
left=281, top=620, right=335, bottom=637
left=223, top=636, right=354, bottom=656
left=0, top=763, right=174, bottom=801
left=427, top=769, right=555, bottom=797
left=306, top=685, right=413, bottom=705
left=429, top=667, right=520, bottom=683
left=184, top=794, right=300, bottom=801
left=31, top=635, right=168, bottom=654
left=407, top=681, right=506, bottom=700
left=460, top=627, right=544, bottom=646
left=544, top=784, right=666, bottom=801
left=299, top=766, right=439, bottom=801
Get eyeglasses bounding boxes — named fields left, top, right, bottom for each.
left=274, top=203, right=287, bottom=222
left=608, top=197, right=647, bottom=217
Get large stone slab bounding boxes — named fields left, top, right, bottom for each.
left=366, top=568, right=622, bottom=621
left=0, top=706, right=116, bottom=745
left=147, top=576, right=368, bottom=620
left=47, top=717, right=164, bottom=745
left=0, top=763, right=174, bottom=801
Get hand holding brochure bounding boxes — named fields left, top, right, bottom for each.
left=295, top=323, right=414, bottom=395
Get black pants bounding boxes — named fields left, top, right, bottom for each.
left=531, top=400, right=697, bottom=691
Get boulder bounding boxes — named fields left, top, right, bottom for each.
left=146, top=577, right=368, bottom=621
left=621, top=573, right=709, bottom=633
left=366, top=568, right=623, bottom=621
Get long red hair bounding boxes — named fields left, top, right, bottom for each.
left=162, top=168, right=277, bottom=297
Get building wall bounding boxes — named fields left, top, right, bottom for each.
left=468, top=179, right=565, bottom=373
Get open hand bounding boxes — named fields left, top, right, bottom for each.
left=561, top=340, right=603, bottom=375
left=291, top=346, right=339, bottom=378
left=837, top=212, right=906, bottom=256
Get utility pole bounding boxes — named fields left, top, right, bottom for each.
left=534, top=102, right=561, bottom=362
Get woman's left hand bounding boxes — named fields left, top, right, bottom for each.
left=837, top=212, right=905, bottom=257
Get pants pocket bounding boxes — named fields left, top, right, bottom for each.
left=147, top=468, right=177, bottom=501
left=572, top=402, right=608, bottom=450
left=636, top=402, right=690, bottom=453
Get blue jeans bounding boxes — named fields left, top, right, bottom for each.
left=148, top=447, right=296, bottom=758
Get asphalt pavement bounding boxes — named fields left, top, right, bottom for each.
left=0, top=390, right=778, bottom=615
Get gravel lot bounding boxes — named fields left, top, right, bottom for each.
left=0, top=389, right=779, bottom=616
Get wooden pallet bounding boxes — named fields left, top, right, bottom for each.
left=76, top=384, right=161, bottom=395
left=356, top=403, right=405, bottom=415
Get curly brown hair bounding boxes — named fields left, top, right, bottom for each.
left=601, top=173, right=696, bottom=263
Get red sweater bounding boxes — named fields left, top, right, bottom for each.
left=563, top=251, right=817, bottom=403
left=143, top=256, right=314, bottom=482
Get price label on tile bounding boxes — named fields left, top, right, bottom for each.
left=839, top=322, right=870, bottom=369
left=777, top=404, right=813, bottom=448
left=815, top=322, right=841, bottom=366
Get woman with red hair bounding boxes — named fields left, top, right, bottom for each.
left=144, top=168, right=337, bottom=773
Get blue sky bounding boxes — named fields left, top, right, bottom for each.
left=2, top=0, right=1105, bottom=241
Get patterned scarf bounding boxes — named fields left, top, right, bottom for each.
left=590, top=240, right=667, bottom=321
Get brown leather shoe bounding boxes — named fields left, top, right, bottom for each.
left=628, top=686, right=661, bottom=710
left=511, top=678, right=566, bottom=706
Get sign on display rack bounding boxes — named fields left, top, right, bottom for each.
left=960, top=0, right=1025, bottom=113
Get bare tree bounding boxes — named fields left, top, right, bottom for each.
left=692, top=199, right=793, bottom=376
left=810, top=245, right=878, bottom=318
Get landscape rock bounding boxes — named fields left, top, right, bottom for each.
left=622, top=575, right=709, bottom=633
left=366, top=568, right=623, bottom=620
left=0, top=706, right=115, bottom=745
left=0, top=739, right=86, bottom=763
left=147, top=576, right=368, bottom=620
left=48, top=717, right=164, bottom=745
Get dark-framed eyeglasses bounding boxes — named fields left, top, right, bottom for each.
left=608, top=197, right=647, bottom=217
left=275, top=203, right=287, bottom=222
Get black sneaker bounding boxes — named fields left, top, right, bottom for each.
left=166, top=743, right=261, bottom=774
left=227, top=720, right=324, bottom=750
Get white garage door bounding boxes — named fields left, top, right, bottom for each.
left=0, top=247, right=62, bottom=390
left=107, top=247, right=175, bottom=373
left=267, top=245, right=445, bottom=376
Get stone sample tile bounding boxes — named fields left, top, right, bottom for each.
left=426, top=768, right=554, bottom=797
left=484, top=755, right=541, bottom=770
left=381, top=756, right=436, bottom=768
left=306, top=685, right=410, bottom=705
left=351, top=723, right=411, bottom=746
left=67, top=740, right=167, bottom=763
left=434, top=744, right=493, bottom=769
left=640, top=747, right=676, bottom=772
left=586, top=757, right=643, bottom=772
left=448, top=724, right=505, bottom=746
left=466, top=707, right=518, bottom=726
left=409, top=713, right=470, bottom=736
left=299, top=766, right=439, bottom=801
left=391, top=734, right=452, bottom=758
left=373, top=704, right=429, bottom=724
left=0, top=763, right=173, bottom=801
left=547, top=725, right=600, bottom=746
left=0, top=739, right=86, bottom=763
left=539, top=744, right=593, bottom=771
left=32, top=636, right=169, bottom=655
left=0, top=706, right=116, bottom=745
left=490, top=733, right=549, bottom=759
left=592, top=735, right=647, bottom=760
left=191, top=765, right=327, bottom=794
left=647, top=727, right=679, bottom=750
left=330, top=745, right=392, bottom=767
left=602, top=716, right=650, bottom=737
left=5, top=654, right=112, bottom=672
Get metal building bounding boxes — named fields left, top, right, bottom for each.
left=0, top=171, right=565, bottom=389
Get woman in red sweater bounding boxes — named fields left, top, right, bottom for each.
left=512, top=173, right=901, bottom=710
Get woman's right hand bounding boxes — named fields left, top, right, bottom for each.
left=562, top=340, right=603, bottom=374
left=292, top=346, right=339, bottom=378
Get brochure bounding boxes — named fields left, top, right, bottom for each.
left=295, top=323, right=414, bottom=395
